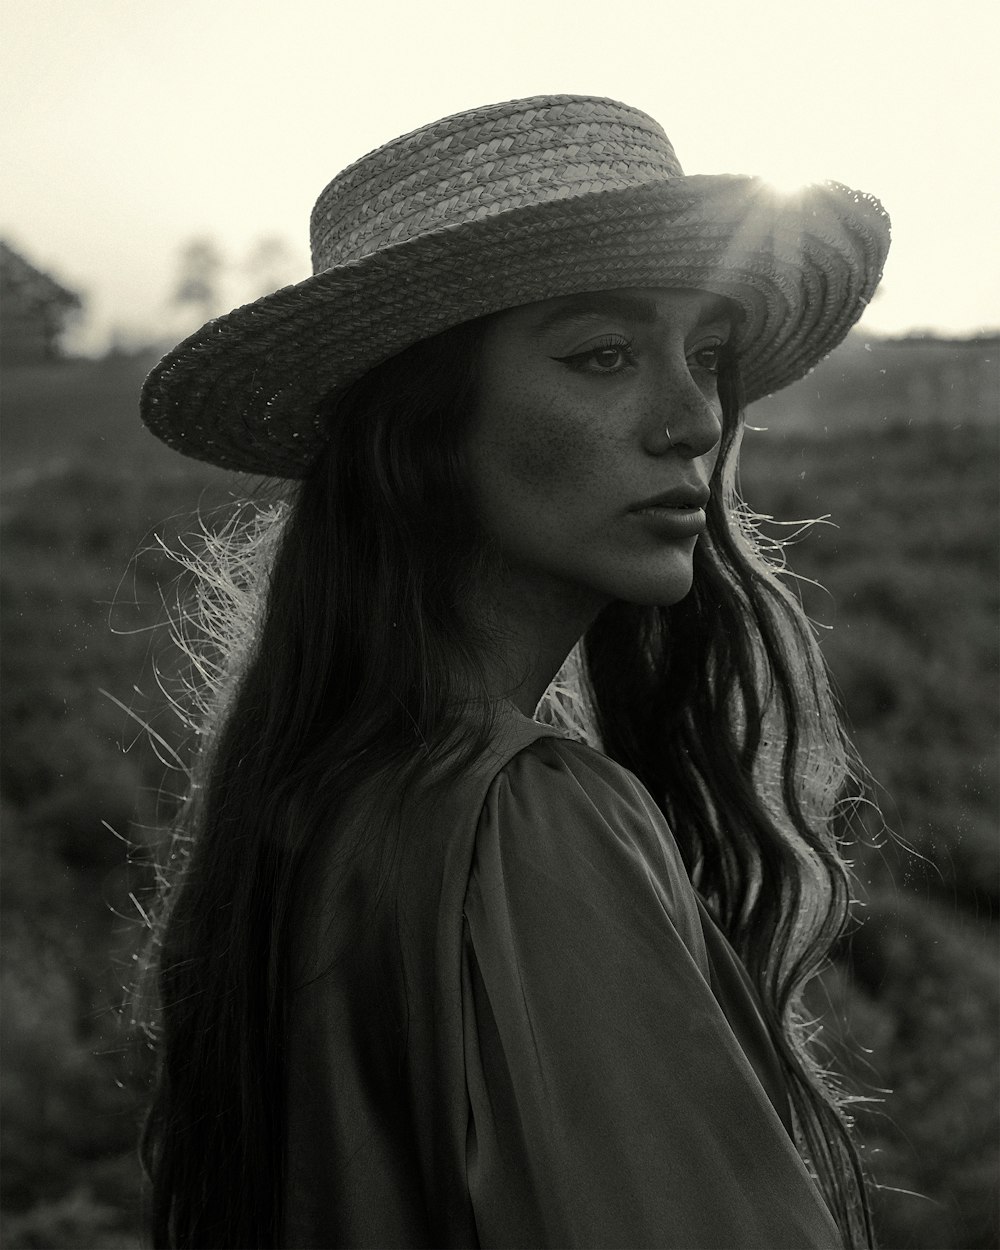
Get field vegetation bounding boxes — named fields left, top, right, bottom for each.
left=1, top=348, right=997, bottom=1248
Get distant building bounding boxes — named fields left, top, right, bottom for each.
left=0, top=241, right=83, bottom=365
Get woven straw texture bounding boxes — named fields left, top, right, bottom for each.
left=141, top=95, right=890, bottom=478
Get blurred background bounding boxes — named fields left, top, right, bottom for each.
left=1, top=1, right=997, bottom=1247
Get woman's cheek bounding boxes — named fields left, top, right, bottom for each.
left=500, top=406, right=615, bottom=501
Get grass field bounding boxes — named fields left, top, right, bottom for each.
left=1, top=352, right=997, bottom=1248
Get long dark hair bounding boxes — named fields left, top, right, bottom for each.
left=140, top=313, right=875, bottom=1248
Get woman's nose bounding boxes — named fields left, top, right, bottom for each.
left=648, top=370, right=723, bottom=459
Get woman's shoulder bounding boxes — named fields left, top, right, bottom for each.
left=397, top=705, right=693, bottom=899
left=485, top=727, right=690, bottom=879
left=467, top=718, right=708, bottom=966
left=490, top=728, right=659, bottom=820
left=406, top=708, right=671, bottom=864
left=413, top=703, right=651, bottom=827
left=310, top=706, right=704, bottom=974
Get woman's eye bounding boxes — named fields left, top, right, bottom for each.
left=589, top=345, right=629, bottom=371
left=553, top=339, right=635, bottom=374
left=690, top=344, right=724, bottom=374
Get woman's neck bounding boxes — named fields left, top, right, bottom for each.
left=467, top=568, right=609, bottom=717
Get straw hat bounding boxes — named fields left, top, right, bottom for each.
left=141, top=95, right=890, bottom=478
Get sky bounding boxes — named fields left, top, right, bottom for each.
left=2, top=0, right=998, bottom=354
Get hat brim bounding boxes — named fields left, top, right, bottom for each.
left=141, top=174, right=889, bottom=478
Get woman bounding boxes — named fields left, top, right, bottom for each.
left=139, top=95, right=890, bottom=1249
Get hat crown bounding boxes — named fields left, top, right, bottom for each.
left=309, top=95, right=685, bottom=273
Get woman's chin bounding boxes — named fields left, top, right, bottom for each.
left=618, top=569, right=696, bottom=609
left=605, top=540, right=700, bottom=608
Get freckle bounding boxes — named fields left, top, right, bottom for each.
left=502, top=396, right=617, bottom=490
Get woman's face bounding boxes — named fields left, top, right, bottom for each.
left=465, top=286, right=733, bottom=625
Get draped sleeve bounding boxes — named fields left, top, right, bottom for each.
left=461, top=735, right=842, bottom=1249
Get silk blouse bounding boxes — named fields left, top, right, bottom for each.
left=282, top=706, right=841, bottom=1248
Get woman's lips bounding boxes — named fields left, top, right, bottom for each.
left=629, top=503, right=707, bottom=537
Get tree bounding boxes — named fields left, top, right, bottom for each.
left=243, top=235, right=298, bottom=299
left=172, top=238, right=225, bottom=321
